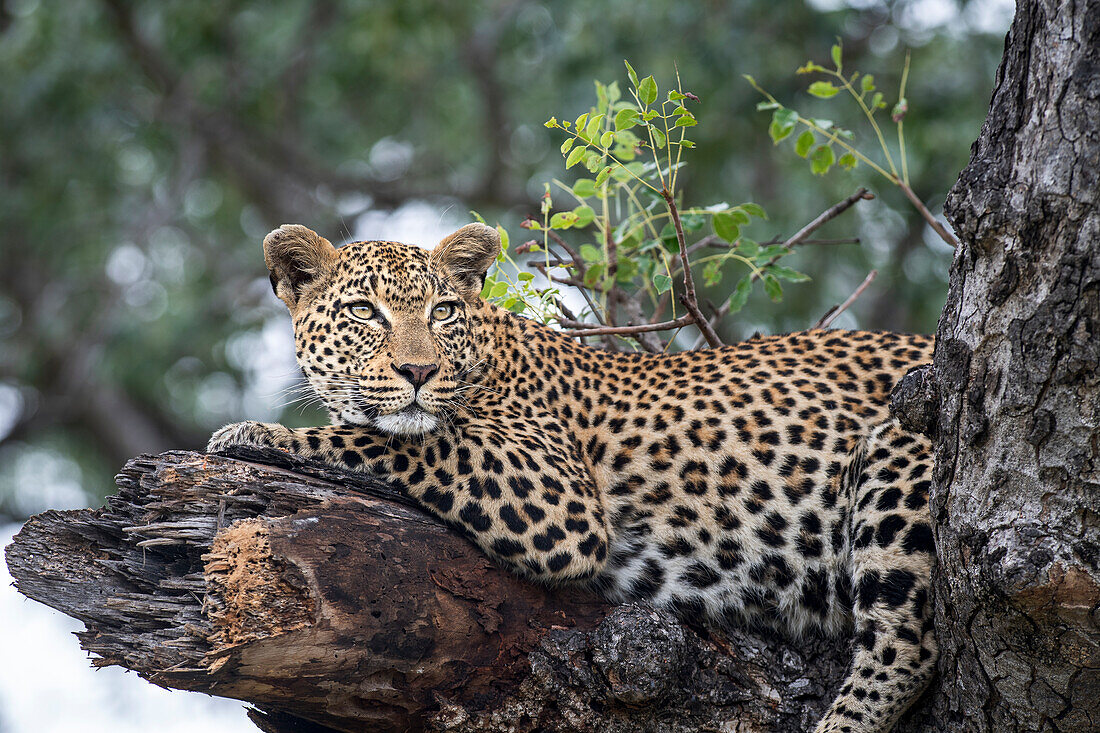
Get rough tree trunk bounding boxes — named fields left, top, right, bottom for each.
left=6, top=448, right=853, bottom=733
left=914, top=0, right=1100, bottom=730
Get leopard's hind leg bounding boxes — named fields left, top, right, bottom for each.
left=815, top=419, right=938, bottom=733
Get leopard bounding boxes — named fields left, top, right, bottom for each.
left=208, top=222, right=938, bottom=733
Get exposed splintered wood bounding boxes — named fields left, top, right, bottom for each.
left=4, top=448, right=870, bottom=733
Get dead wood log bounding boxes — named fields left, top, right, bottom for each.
left=6, top=448, right=867, bottom=732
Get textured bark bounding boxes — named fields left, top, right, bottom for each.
left=5, top=448, right=859, bottom=733
left=921, top=0, right=1100, bottom=730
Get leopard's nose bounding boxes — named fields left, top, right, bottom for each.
left=392, top=362, right=439, bottom=389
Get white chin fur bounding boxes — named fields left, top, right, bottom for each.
left=374, top=409, right=439, bottom=436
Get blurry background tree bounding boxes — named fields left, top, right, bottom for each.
left=0, top=0, right=1012, bottom=521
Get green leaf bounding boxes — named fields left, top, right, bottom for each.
left=758, top=244, right=789, bottom=260
left=600, top=130, right=615, bottom=148
left=550, top=211, right=578, bottom=229
left=584, top=150, right=603, bottom=172
left=572, top=205, right=596, bottom=228
left=861, top=74, right=875, bottom=93
left=544, top=117, right=557, bottom=128
left=638, top=75, right=658, bottom=106
left=583, top=263, right=605, bottom=287
left=573, top=179, right=597, bottom=198
left=496, top=225, right=509, bottom=251
left=795, top=130, right=815, bottom=158
left=872, top=91, right=885, bottom=109
left=480, top=276, right=496, bottom=299
left=469, top=210, right=486, bottom=224
left=737, top=239, right=760, bottom=258
left=741, top=202, right=767, bottom=219
left=680, top=139, right=696, bottom=148
left=615, top=256, right=639, bottom=283
left=651, top=127, right=666, bottom=149
left=653, top=273, right=673, bottom=293
left=831, top=43, right=842, bottom=71
left=614, top=108, right=638, bottom=131
left=713, top=212, right=740, bottom=243
left=595, top=80, right=609, bottom=114
left=608, top=81, right=621, bottom=104
left=730, top=209, right=751, bottom=225
left=810, top=145, right=835, bottom=175
left=763, top=273, right=783, bottom=301
left=808, top=81, right=839, bottom=98
left=727, top=276, right=752, bottom=314
left=579, top=244, right=602, bottom=262
left=585, top=114, right=605, bottom=140
left=566, top=146, right=586, bottom=169
left=517, top=271, right=535, bottom=282
left=624, top=60, right=640, bottom=88
left=575, top=113, right=589, bottom=135
left=561, top=138, right=575, bottom=155
left=796, top=61, right=827, bottom=74
left=489, top=281, right=509, bottom=298
left=668, top=90, right=687, bottom=101
left=702, top=260, right=723, bottom=287
left=769, top=265, right=811, bottom=282
left=681, top=213, right=705, bottom=232
left=674, top=115, right=697, bottom=127
left=838, top=152, right=858, bottom=170
left=595, top=166, right=612, bottom=187
left=769, top=108, right=798, bottom=144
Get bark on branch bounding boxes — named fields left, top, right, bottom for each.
left=5, top=448, right=861, bottom=733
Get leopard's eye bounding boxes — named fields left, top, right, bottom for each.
left=347, top=303, right=374, bottom=322
left=431, top=302, right=457, bottom=322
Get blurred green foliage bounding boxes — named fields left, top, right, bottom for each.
left=0, top=0, right=1010, bottom=519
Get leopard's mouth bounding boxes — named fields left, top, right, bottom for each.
left=373, top=404, right=440, bottom=436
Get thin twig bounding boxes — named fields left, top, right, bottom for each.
left=774, top=187, right=874, bottom=255
left=687, top=235, right=860, bottom=256
left=561, top=315, right=694, bottom=337
left=663, top=190, right=723, bottom=348
left=690, top=188, right=873, bottom=348
left=896, top=180, right=958, bottom=248
left=814, top=270, right=878, bottom=329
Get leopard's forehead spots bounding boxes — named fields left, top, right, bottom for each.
left=333, top=240, right=457, bottom=311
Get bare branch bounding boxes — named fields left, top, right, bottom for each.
left=560, top=315, right=694, bottom=338
left=690, top=188, right=873, bottom=348
left=663, top=190, right=723, bottom=348
left=688, top=235, right=860, bottom=257
left=814, top=270, right=878, bottom=329
left=897, top=180, right=958, bottom=248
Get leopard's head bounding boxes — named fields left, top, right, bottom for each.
left=264, top=222, right=501, bottom=436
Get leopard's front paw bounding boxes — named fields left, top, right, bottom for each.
left=206, top=421, right=293, bottom=453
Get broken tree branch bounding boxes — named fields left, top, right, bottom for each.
left=5, top=448, right=869, bottom=733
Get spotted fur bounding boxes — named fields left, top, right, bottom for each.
left=209, top=223, right=938, bottom=733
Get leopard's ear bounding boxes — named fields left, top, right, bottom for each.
left=263, top=224, right=338, bottom=310
left=431, top=223, right=501, bottom=300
